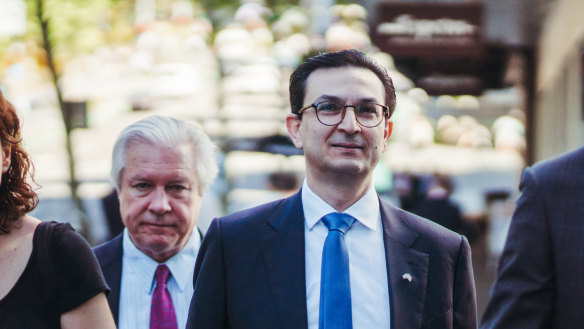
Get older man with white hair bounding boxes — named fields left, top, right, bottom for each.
left=94, top=115, right=218, bottom=329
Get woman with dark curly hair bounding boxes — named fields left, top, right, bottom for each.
left=0, top=90, right=115, bottom=329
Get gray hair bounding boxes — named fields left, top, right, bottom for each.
left=110, top=115, right=218, bottom=195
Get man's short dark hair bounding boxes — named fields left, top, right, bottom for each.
left=289, top=49, right=396, bottom=119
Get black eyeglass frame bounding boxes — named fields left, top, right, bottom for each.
left=297, top=101, right=390, bottom=128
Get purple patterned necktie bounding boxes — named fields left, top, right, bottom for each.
left=150, top=264, right=178, bottom=329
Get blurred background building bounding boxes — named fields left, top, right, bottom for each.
left=1, top=0, right=582, bottom=319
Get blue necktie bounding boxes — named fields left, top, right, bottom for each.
left=319, top=213, right=355, bottom=329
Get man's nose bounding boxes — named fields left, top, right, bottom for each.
left=148, top=187, right=172, bottom=214
left=337, top=107, right=361, bottom=133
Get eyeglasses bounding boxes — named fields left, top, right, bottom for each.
left=298, top=101, right=389, bottom=128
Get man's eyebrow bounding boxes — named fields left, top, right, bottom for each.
left=128, top=174, right=150, bottom=182
left=357, top=98, right=377, bottom=103
left=316, top=95, right=342, bottom=102
left=167, top=178, right=192, bottom=185
left=315, top=95, right=378, bottom=103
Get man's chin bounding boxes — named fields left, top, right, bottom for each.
left=145, top=246, right=180, bottom=262
left=328, top=160, right=366, bottom=175
left=135, top=236, right=178, bottom=259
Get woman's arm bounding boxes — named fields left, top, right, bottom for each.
left=61, top=293, right=116, bottom=329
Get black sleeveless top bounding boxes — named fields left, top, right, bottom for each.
left=0, top=222, right=109, bottom=328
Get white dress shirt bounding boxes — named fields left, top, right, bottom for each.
left=118, top=228, right=200, bottom=329
left=303, top=180, right=391, bottom=329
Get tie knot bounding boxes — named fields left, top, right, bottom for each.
left=322, top=213, right=355, bottom=234
left=154, top=264, right=171, bottom=285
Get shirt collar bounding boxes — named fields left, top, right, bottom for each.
left=301, top=179, right=380, bottom=231
left=122, top=227, right=201, bottom=294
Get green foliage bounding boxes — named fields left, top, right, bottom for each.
left=22, top=0, right=134, bottom=73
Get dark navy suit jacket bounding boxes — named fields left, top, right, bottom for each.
left=481, top=146, right=584, bottom=328
left=186, top=191, right=477, bottom=329
left=93, top=235, right=124, bottom=325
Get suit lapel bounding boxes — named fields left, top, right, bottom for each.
left=254, top=194, right=429, bottom=329
left=258, top=192, right=308, bottom=329
left=95, top=234, right=123, bottom=324
left=380, top=201, right=429, bottom=329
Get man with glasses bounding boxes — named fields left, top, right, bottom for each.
left=187, top=50, right=477, bottom=329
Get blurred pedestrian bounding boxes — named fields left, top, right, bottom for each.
left=411, top=174, right=464, bottom=234
left=93, top=115, right=218, bottom=329
left=101, top=188, right=124, bottom=237
left=481, top=146, right=584, bottom=328
left=0, top=91, right=115, bottom=329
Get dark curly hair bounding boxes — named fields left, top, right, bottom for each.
left=0, top=90, right=38, bottom=234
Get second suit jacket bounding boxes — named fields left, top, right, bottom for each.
left=186, top=191, right=477, bottom=329
left=481, top=146, right=584, bottom=328
left=93, top=234, right=124, bottom=325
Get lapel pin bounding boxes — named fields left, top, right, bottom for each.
left=402, top=273, right=412, bottom=282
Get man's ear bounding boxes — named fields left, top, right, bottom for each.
left=2, top=146, right=11, bottom=174
left=379, top=120, right=393, bottom=153
left=385, top=121, right=393, bottom=143
left=286, top=113, right=304, bottom=149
